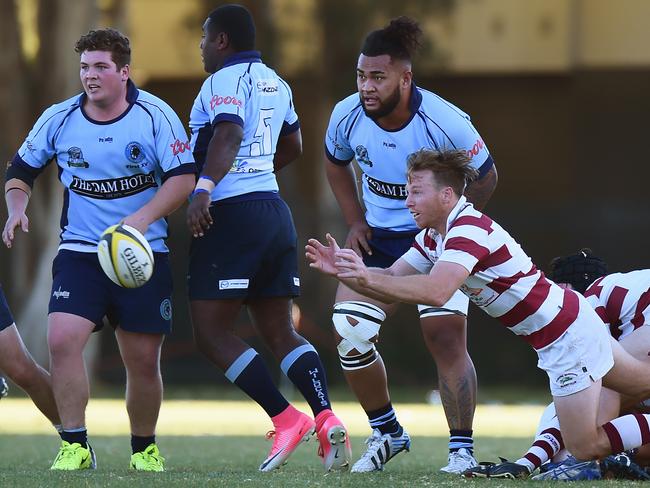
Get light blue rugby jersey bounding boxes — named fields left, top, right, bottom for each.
left=189, top=51, right=300, bottom=201
left=325, top=85, right=493, bottom=232
left=10, top=80, right=196, bottom=252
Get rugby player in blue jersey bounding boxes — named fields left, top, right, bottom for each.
left=4, top=28, right=196, bottom=470
left=186, top=4, right=350, bottom=472
left=323, top=17, right=498, bottom=473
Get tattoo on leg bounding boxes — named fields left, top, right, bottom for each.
left=438, top=360, right=477, bottom=430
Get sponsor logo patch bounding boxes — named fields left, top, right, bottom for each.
left=257, top=79, right=279, bottom=95
left=556, top=372, right=578, bottom=388
left=219, top=279, right=249, bottom=290
left=363, top=174, right=407, bottom=200
left=70, top=172, right=158, bottom=199
left=125, top=142, right=145, bottom=163
left=52, top=286, right=70, bottom=299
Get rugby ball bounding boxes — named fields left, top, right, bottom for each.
left=97, top=224, right=154, bottom=288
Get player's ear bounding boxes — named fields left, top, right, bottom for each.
left=401, top=69, right=412, bottom=88
left=121, top=64, right=130, bottom=81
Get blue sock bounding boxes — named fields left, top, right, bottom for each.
left=61, top=427, right=87, bottom=448
left=367, top=403, right=403, bottom=437
left=281, top=344, right=332, bottom=416
left=449, top=429, right=474, bottom=453
left=225, top=348, right=289, bottom=418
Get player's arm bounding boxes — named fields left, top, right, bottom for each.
left=187, top=121, right=243, bottom=238
left=123, top=173, right=195, bottom=235
left=2, top=178, right=31, bottom=248
left=325, top=161, right=372, bottom=256
left=274, top=128, right=302, bottom=173
left=339, top=251, right=469, bottom=306
left=465, top=163, right=498, bottom=211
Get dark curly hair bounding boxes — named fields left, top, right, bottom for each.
left=75, top=28, right=131, bottom=69
left=361, top=16, right=423, bottom=61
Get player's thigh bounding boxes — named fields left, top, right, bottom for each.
left=419, top=289, right=469, bottom=345
left=603, top=337, right=650, bottom=399
left=0, top=324, right=36, bottom=374
left=554, top=380, right=602, bottom=449
left=111, top=253, right=173, bottom=335
left=48, top=250, right=111, bottom=332
left=619, top=326, right=650, bottom=362
left=115, top=327, right=164, bottom=371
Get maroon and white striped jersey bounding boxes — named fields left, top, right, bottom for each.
left=583, top=270, right=650, bottom=341
left=402, top=196, right=580, bottom=350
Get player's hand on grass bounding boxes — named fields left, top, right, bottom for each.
left=306, top=233, right=342, bottom=276
left=2, top=212, right=29, bottom=248
left=334, top=248, right=370, bottom=285
left=187, top=192, right=213, bottom=238
left=344, top=221, right=372, bottom=257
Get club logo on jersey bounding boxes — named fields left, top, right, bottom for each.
left=25, top=140, right=36, bottom=153
left=66, top=147, right=89, bottom=168
left=256, top=79, right=279, bottom=95
left=70, top=172, right=158, bottom=199
left=355, top=145, right=373, bottom=167
left=160, top=298, right=172, bottom=321
left=170, top=139, right=190, bottom=156
left=125, top=142, right=146, bottom=164
left=363, top=174, right=407, bottom=200
left=210, top=94, right=243, bottom=110
left=556, top=372, right=578, bottom=388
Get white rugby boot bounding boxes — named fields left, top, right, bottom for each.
left=351, top=428, right=411, bottom=473
left=440, top=447, right=478, bottom=474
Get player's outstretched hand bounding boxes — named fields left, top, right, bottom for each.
left=306, top=233, right=341, bottom=276
left=2, top=212, right=29, bottom=248
left=187, top=192, right=213, bottom=238
left=334, top=248, right=370, bottom=285
left=344, top=221, right=372, bottom=257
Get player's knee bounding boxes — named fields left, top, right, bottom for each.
left=332, top=301, right=385, bottom=370
left=421, top=314, right=467, bottom=358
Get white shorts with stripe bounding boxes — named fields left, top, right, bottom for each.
left=418, top=288, right=469, bottom=318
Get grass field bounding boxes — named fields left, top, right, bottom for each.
left=0, top=398, right=639, bottom=486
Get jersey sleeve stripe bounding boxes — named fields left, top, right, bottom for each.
left=476, top=155, right=494, bottom=179
left=212, top=113, right=244, bottom=128
left=325, top=145, right=352, bottom=166
left=280, top=120, right=300, bottom=136
left=445, top=236, right=490, bottom=261
left=520, top=289, right=579, bottom=349
left=411, top=240, right=429, bottom=259
left=6, top=154, right=47, bottom=187
left=161, top=162, right=197, bottom=183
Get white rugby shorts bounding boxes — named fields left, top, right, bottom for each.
left=417, top=289, right=469, bottom=318
left=536, top=295, right=614, bottom=397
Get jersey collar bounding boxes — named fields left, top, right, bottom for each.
left=445, top=195, right=472, bottom=234
left=369, top=83, right=423, bottom=133
left=222, top=50, right=262, bottom=68
left=77, top=79, right=138, bottom=125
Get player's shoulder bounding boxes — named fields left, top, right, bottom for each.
left=329, top=92, right=363, bottom=122
left=38, top=93, right=83, bottom=125
left=416, top=85, right=471, bottom=121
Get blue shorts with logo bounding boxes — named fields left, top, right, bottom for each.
left=0, top=284, right=15, bottom=332
left=48, top=250, right=173, bottom=334
left=188, top=192, right=301, bottom=300
left=362, top=227, right=419, bottom=268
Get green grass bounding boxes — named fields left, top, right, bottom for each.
left=0, top=399, right=641, bottom=487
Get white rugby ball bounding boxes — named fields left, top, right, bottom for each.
left=97, top=224, right=154, bottom=288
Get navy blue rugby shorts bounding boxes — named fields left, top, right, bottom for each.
left=48, top=250, right=173, bottom=334
left=0, top=284, right=15, bottom=332
left=362, top=227, right=419, bottom=268
left=188, top=192, right=301, bottom=300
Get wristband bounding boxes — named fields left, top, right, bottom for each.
left=195, top=176, right=215, bottom=193
left=199, top=175, right=217, bottom=184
